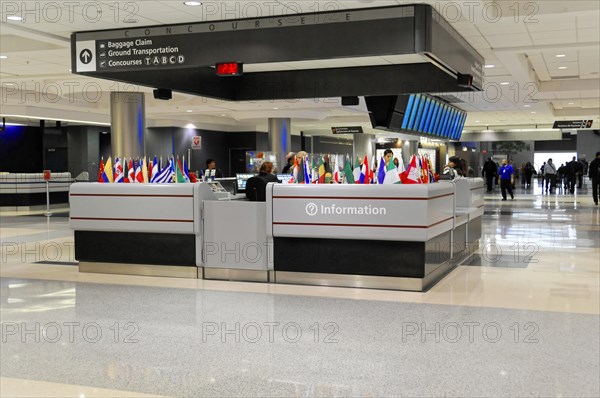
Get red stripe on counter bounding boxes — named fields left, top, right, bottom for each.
left=70, top=217, right=193, bottom=223
left=273, top=217, right=453, bottom=229
left=272, top=193, right=453, bottom=201
left=70, top=194, right=192, bottom=198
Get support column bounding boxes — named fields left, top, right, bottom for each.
left=110, top=92, right=145, bottom=158
left=268, top=118, right=291, bottom=173
left=402, top=140, right=419, bottom=165
left=352, top=133, right=375, bottom=161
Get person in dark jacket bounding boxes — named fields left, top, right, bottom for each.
left=258, top=161, right=280, bottom=184
left=565, top=156, right=579, bottom=194
left=482, top=158, right=497, bottom=192
left=589, top=151, right=600, bottom=206
left=524, top=162, right=535, bottom=188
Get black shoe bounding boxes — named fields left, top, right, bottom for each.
left=501, top=198, right=507, bottom=201
left=511, top=196, right=514, bottom=200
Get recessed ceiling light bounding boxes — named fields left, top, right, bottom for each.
left=558, top=66, right=567, bottom=70
left=273, top=107, right=279, bottom=110
left=531, top=111, right=536, bottom=114
left=183, top=1, right=202, bottom=5
left=568, top=102, right=574, bottom=105
left=500, top=82, right=509, bottom=85
left=186, top=110, right=193, bottom=113
left=524, top=105, right=531, bottom=108
left=220, top=114, right=226, bottom=116
left=0, top=55, right=7, bottom=59
left=475, top=120, right=480, bottom=123
left=555, top=54, right=566, bottom=58
left=484, top=64, right=495, bottom=68
left=7, top=16, right=22, bottom=21
left=6, top=83, right=15, bottom=86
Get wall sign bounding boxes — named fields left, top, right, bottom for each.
left=192, top=136, right=201, bottom=150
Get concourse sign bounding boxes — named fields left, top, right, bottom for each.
left=553, top=120, right=593, bottom=129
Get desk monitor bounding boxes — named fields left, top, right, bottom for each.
left=277, top=174, right=293, bottom=184
left=236, top=173, right=255, bottom=193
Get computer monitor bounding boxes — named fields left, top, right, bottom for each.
left=277, top=174, right=293, bottom=184
left=236, top=173, right=255, bottom=193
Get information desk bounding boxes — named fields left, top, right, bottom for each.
left=266, top=183, right=457, bottom=291
left=0, top=172, right=72, bottom=209
left=70, top=181, right=480, bottom=291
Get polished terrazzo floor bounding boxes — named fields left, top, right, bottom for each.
left=1, top=182, right=599, bottom=397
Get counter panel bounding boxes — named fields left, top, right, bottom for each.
left=70, top=183, right=195, bottom=234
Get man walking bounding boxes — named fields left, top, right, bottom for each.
left=589, top=152, right=600, bottom=206
left=543, top=158, right=557, bottom=194
left=482, top=157, right=497, bottom=192
left=498, top=159, right=514, bottom=201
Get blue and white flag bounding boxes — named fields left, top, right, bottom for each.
left=153, top=158, right=174, bottom=183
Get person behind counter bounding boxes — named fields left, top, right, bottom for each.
left=204, top=159, right=223, bottom=179
left=258, top=161, right=280, bottom=184
left=282, top=152, right=295, bottom=174
left=442, top=156, right=460, bottom=179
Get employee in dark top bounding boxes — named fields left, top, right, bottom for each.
left=589, top=151, right=600, bottom=206
left=258, top=161, right=280, bottom=184
left=482, top=157, right=498, bottom=192
left=498, top=159, right=514, bottom=201
left=205, top=159, right=222, bottom=179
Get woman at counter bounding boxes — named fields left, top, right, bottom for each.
left=257, top=162, right=280, bottom=184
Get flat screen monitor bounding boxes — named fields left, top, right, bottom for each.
left=277, top=174, right=293, bottom=184
left=235, top=173, right=255, bottom=193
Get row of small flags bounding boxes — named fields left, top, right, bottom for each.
left=287, top=154, right=437, bottom=184
left=98, top=156, right=191, bottom=183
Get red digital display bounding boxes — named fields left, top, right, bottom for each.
left=216, top=62, right=243, bottom=76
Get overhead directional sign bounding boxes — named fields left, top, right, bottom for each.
left=553, top=120, right=593, bottom=129
left=332, top=126, right=364, bottom=134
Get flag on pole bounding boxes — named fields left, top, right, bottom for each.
left=318, top=156, right=326, bottom=184
left=150, top=156, right=159, bottom=182
left=114, top=157, right=123, bottom=183
left=401, top=155, right=422, bottom=184
left=183, top=156, right=191, bottom=182
left=333, top=158, right=340, bottom=183
left=377, top=157, right=386, bottom=185
left=360, top=155, right=370, bottom=184
left=98, top=157, right=104, bottom=183
left=304, top=156, right=311, bottom=184
left=142, top=157, right=149, bottom=183
left=102, top=157, right=114, bottom=183
left=384, top=156, right=401, bottom=184
left=153, top=158, right=174, bottom=183
left=344, top=156, right=355, bottom=184
left=127, top=158, right=134, bottom=183
left=353, top=156, right=362, bottom=183
left=176, top=157, right=187, bottom=183
left=292, top=157, right=299, bottom=183
left=134, top=159, right=144, bottom=183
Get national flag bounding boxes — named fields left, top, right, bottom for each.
left=153, top=158, right=174, bottom=183
left=384, top=156, right=401, bottom=184
left=359, top=155, right=370, bottom=184
left=150, top=156, right=159, bottom=182
left=344, top=156, right=355, bottom=184
left=292, top=156, right=299, bottom=183
left=333, top=158, right=340, bottom=183
left=98, top=157, right=104, bottom=183
left=183, top=156, right=191, bottom=182
left=134, top=159, right=144, bottom=183
left=176, top=157, right=187, bottom=183
left=371, top=156, right=377, bottom=184
left=127, top=158, right=134, bottom=182
left=318, top=156, right=326, bottom=184
left=102, top=157, right=114, bottom=183
left=421, top=155, right=429, bottom=184
left=401, top=155, right=422, bottom=184
left=304, top=157, right=311, bottom=184
left=142, top=157, right=149, bottom=183
left=114, top=157, right=124, bottom=183
left=353, top=156, right=362, bottom=183
left=377, top=157, right=386, bottom=185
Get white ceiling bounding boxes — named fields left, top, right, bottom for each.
left=1, top=0, right=599, bottom=136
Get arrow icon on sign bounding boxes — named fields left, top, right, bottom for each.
left=80, top=49, right=92, bottom=64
